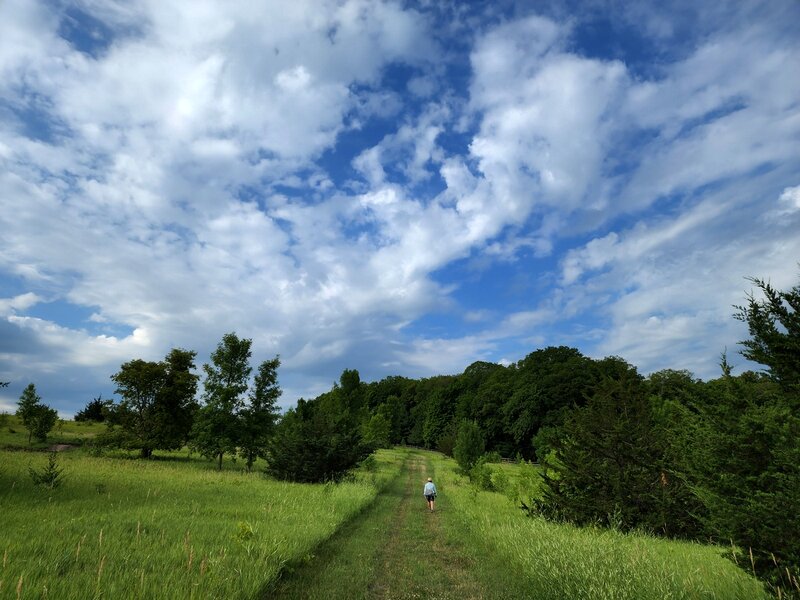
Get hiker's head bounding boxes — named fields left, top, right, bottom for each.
left=427, top=478, right=432, bottom=482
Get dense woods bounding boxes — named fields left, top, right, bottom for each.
left=56, top=275, right=798, bottom=597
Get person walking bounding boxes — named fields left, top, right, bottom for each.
left=423, top=477, right=437, bottom=512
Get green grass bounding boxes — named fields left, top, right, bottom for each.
left=0, top=443, right=772, bottom=599
left=0, top=415, right=106, bottom=448
left=0, top=447, right=404, bottom=599
left=430, top=453, right=769, bottom=600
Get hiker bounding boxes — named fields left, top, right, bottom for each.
left=423, top=477, right=437, bottom=512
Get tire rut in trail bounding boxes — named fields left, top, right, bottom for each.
left=368, top=454, right=486, bottom=600
left=265, top=454, right=412, bottom=599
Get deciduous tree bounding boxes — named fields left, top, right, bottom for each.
left=239, top=356, right=281, bottom=471
left=191, top=333, right=251, bottom=470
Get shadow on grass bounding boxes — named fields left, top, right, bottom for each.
left=255, top=467, right=409, bottom=599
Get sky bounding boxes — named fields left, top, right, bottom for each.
left=1, top=0, right=799, bottom=417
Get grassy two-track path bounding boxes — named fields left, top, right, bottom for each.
left=265, top=451, right=496, bottom=599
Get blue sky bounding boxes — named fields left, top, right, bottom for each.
left=1, top=0, right=799, bottom=416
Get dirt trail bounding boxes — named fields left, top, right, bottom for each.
left=368, top=455, right=484, bottom=599
left=269, top=452, right=486, bottom=599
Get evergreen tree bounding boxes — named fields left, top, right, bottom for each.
left=17, top=383, right=43, bottom=444
left=535, top=363, right=699, bottom=536
left=266, top=370, right=370, bottom=482
left=75, top=395, right=113, bottom=422
left=688, top=372, right=800, bottom=595
left=735, top=276, right=800, bottom=393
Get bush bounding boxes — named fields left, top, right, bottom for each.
left=469, top=458, right=495, bottom=491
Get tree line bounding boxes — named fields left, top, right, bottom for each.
left=26, top=274, right=798, bottom=597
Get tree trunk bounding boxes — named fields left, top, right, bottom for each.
left=217, top=451, right=223, bottom=470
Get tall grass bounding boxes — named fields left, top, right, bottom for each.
left=430, top=454, right=768, bottom=600
left=0, top=415, right=105, bottom=448
left=0, top=448, right=403, bottom=599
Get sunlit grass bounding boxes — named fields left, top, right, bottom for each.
left=0, top=448, right=404, bottom=599
left=0, top=415, right=105, bottom=448
left=430, top=453, right=768, bottom=600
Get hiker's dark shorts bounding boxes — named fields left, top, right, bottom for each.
left=425, top=494, right=435, bottom=502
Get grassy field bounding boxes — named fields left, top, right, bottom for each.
left=0, top=435, right=770, bottom=599
left=430, top=454, right=768, bottom=600
left=0, top=414, right=106, bottom=449
left=0, top=446, right=406, bottom=599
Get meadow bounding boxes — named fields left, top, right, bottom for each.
left=0, top=415, right=105, bottom=449
left=431, top=455, right=769, bottom=600
left=0, top=415, right=770, bottom=600
left=0, top=443, right=404, bottom=599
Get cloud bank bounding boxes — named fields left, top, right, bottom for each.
left=1, top=0, right=798, bottom=415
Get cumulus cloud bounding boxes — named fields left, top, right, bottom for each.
left=0, top=1, right=798, bottom=414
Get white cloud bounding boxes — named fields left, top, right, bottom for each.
left=0, top=2, right=798, bottom=413
left=778, top=185, right=800, bottom=213
left=0, top=293, right=42, bottom=316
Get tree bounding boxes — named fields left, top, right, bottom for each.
left=109, top=349, right=199, bottom=457
left=75, top=395, right=113, bottom=422
left=502, top=347, right=596, bottom=459
left=735, top=276, right=800, bottom=392
left=110, top=358, right=168, bottom=458
left=151, top=349, right=200, bottom=451
left=31, top=404, right=58, bottom=442
left=191, top=333, right=252, bottom=470
left=535, top=363, right=699, bottom=536
left=16, top=384, right=59, bottom=444
left=453, top=419, right=485, bottom=472
left=266, top=369, right=370, bottom=482
left=17, top=383, right=43, bottom=444
left=362, top=411, right=391, bottom=449
left=685, top=275, right=800, bottom=596
left=239, top=356, right=282, bottom=471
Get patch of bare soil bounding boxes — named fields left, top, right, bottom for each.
left=47, top=444, right=75, bottom=452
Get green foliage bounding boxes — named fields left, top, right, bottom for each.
left=191, top=333, right=251, bottom=469
left=239, top=356, right=282, bottom=471
left=536, top=363, right=702, bottom=537
left=74, top=395, right=113, bottom=422
left=266, top=370, right=370, bottom=483
left=453, top=419, right=485, bottom=472
left=502, top=347, right=597, bottom=459
left=686, top=372, right=800, bottom=597
left=110, top=348, right=199, bottom=458
left=17, top=383, right=42, bottom=444
left=16, top=383, right=58, bottom=444
left=468, top=458, right=495, bottom=491
left=735, top=276, right=800, bottom=392
left=28, top=451, right=65, bottom=490
left=362, top=411, right=391, bottom=450
left=31, top=404, right=58, bottom=442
